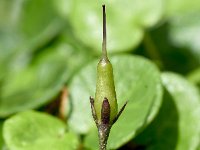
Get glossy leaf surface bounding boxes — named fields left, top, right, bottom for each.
left=69, top=55, right=163, bottom=149
left=3, top=111, right=79, bottom=150
left=134, top=72, right=200, bottom=150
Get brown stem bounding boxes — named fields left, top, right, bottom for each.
left=59, top=87, right=68, bottom=121
left=98, top=124, right=111, bottom=150
left=90, top=98, right=127, bottom=150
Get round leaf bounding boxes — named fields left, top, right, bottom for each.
left=3, top=111, right=79, bottom=150
left=0, top=38, right=92, bottom=117
left=134, top=72, right=200, bottom=150
left=0, top=0, right=65, bottom=90
left=165, top=0, right=200, bottom=16
left=68, top=55, right=163, bottom=149
left=0, top=0, right=63, bottom=55
left=169, top=11, right=200, bottom=63
left=0, top=48, right=67, bottom=117
left=58, top=0, right=163, bottom=53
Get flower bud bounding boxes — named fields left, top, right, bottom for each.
left=93, top=5, right=118, bottom=124
left=94, top=57, right=118, bottom=124
left=90, top=6, right=127, bottom=149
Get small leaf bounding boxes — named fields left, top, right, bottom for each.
left=142, top=24, right=199, bottom=74
left=165, top=0, right=200, bottom=16
left=68, top=55, right=163, bottom=149
left=3, top=111, right=79, bottom=150
left=134, top=72, right=200, bottom=150
left=0, top=35, right=93, bottom=117
left=0, top=48, right=67, bottom=117
left=168, top=11, right=200, bottom=64
left=0, top=0, right=63, bottom=55
left=0, top=0, right=64, bottom=78
left=56, top=0, right=163, bottom=53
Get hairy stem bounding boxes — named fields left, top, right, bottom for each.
left=98, top=124, right=111, bottom=150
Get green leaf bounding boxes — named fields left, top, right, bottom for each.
left=165, top=0, right=200, bottom=16
left=0, top=48, right=66, bottom=117
left=68, top=55, right=163, bottom=149
left=168, top=11, right=200, bottom=64
left=0, top=0, right=64, bottom=81
left=198, top=143, right=200, bottom=150
left=0, top=0, right=63, bottom=53
left=134, top=72, right=200, bottom=150
left=57, top=0, right=163, bottom=53
left=0, top=36, right=92, bottom=117
left=0, top=120, right=4, bottom=148
left=3, top=111, right=79, bottom=150
left=188, top=67, right=200, bottom=88
left=142, top=24, right=199, bottom=74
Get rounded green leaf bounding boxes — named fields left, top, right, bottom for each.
left=0, top=48, right=67, bottom=117
left=134, top=72, right=200, bottom=150
left=3, top=111, right=79, bottom=150
left=56, top=0, right=163, bottom=53
left=168, top=11, right=200, bottom=63
left=68, top=55, right=163, bottom=148
left=162, top=73, right=200, bottom=150
left=0, top=0, right=65, bottom=91
left=0, top=38, right=92, bottom=117
left=141, top=24, right=199, bottom=74
left=0, top=0, right=63, bottom=55
left=165, top=0, right=200, bottom=16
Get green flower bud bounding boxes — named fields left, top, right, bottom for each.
left=90, top=5, right=127, bottom=150
left=94, top=5, right=118, bottom=124
left=94, top=57, right=118, bottom=123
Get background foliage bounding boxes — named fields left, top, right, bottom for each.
left=0, top=0, right=200, bottom=149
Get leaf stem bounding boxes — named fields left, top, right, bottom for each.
left=143, top=32, right=163, bottom=68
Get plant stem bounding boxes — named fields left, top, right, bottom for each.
left=143, top=32, right=163, bottom=69
left=90, top=97, right=127, bottom=150
left=98, top=124, right=111, bottom=150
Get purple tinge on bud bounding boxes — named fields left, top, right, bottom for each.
left=101, top=97, right=110, bottom=124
